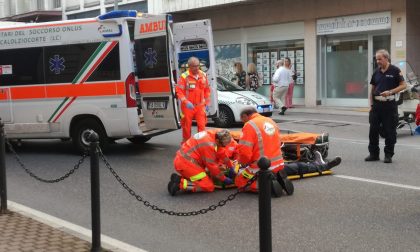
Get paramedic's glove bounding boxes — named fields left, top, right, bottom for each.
left=228, top=167, right=236, bottom=179
left=186, top=101, right=194, bottom=110
left=205, top=105, right=210, bottom=113
left=223, top=177, right=234, bottom=185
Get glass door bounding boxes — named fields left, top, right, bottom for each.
left=371, top=34, right=391, bottom=71
left=325, top=36, right=368, bottom=99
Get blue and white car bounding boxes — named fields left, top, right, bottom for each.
left=214, top=76, right=273, bottom=127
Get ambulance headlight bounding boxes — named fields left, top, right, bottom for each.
left=236, top=97, right=256, bottom=106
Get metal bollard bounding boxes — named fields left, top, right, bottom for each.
left=88, top=132, right=102, bottom=252
left=0, top=119, right=7, bottom=214
left=257, top=156, right=272, bottom=252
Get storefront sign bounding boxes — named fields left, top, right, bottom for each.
left=317, top=12, right=391, bottom=35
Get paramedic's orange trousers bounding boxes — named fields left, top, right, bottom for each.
left=181, top=104, right=207, bottom=142
left=174, top=155, right=215, bottom=192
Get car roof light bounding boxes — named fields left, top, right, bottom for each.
left=98, top=10, right=137, bottom=20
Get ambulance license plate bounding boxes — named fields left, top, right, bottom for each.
left=147, top=101, right=167, bottom=110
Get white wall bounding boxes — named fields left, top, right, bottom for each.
left=214, top=22, right=305, bottom=45
left=149, top=0, right=245, bottom=14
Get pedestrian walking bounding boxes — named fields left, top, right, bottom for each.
left=365, top=49, right=407, bottom=163
left=272, top=60, right=291, bottom=115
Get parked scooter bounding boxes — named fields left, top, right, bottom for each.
left=395, top=61, right=420, bottom=135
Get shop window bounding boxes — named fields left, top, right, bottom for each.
left=326, top=39, right=368, bottom=98
left=214, top=44, right=241, bottom=81
left=247, top=40, right=305, bottom=97
left=248, top=40, right=304, bottom=85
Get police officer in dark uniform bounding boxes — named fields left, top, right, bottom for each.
left=365, top=49, right=407, bottom=163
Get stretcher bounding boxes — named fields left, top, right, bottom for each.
left=213, top=131, right=332, bottom=189
left=229, top=131, right=329, bottom=162
left=280, top=132, right=329, bottom=162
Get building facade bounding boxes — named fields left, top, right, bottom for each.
left=0, top=0, right=61, bottom=22
left=156, top=0, right=420, bottom=107
left=0, top=1, right=147, bottom=21
left=63, top=0, right=147, bottom=20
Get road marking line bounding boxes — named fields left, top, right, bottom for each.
left=7, top=200, right=147, bottom=252
left=330, top=137, right=420, bottom=149
left=334, top=175, right=420, bottom=190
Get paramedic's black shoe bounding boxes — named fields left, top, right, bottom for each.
left=271, top=178, right=283, bottom=198
left=276, top=170, right=294, bottom=195
left=170, top=173, right=181, bottom=183
left=326, top=157, right=342, bottom=169
left=365, top=154, right=380, bottom=162
left=384, top=156, right=392, bottom=163
left=168, top=173, right=181, bottom=196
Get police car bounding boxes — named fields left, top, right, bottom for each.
left=214, top=76, right=273, bottom=127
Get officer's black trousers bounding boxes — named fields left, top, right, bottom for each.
left=368, top=101, right=398, bottom=157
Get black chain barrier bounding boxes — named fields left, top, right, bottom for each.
left=5, top=138, right=87, bottom=183
left=98, top=149, right=258, bottom=216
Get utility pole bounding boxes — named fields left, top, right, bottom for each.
left=114, top=0, right=118, bottom=10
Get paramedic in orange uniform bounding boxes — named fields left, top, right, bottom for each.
left=168, top=129, right=234, bottom=196
left=176, top=57, right=211, bottom=143
left=236, top=107, right=294, bottom=195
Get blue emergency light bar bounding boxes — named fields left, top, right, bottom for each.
left=98, top=10, right=137, bottom=20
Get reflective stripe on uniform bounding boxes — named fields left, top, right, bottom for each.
left=241, top=169, right=254, bottom=179
left=190, top=171, right=206, bottom=182
left=179, top=149, right=201, bottom=167
left=184, top=141, right=216, bottom=155
left=248, top=120, right=265, bottom=157
left=202, top=157, right=216, bottom=164
left=238, top=139, right=253, bottom=147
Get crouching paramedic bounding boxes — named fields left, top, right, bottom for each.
left=236, top=107, right=294, bottom=196
left=175, top=56, right=211, bottom=143
left=168, top=129, right=234, bottom=196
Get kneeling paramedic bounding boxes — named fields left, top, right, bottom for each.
left=235, top=107, right=341, bottom=197
left=168, top=129, right=234, bottom=196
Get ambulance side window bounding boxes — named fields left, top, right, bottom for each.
left=0, top=47, right=44, bottom=86
left=87, top=44, right=120, bottom=82
left=44, top=42, right=120, bottom=84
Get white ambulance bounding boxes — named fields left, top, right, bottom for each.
left=0, top=10, right=218, bottom=152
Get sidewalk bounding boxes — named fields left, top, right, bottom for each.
left=276, top=105, right=370, bottom=117
left=0, top=210, right=93, bottom=252
left=0, top=201, right=146, bottom=252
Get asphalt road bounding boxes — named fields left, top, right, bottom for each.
left=3, top=112, right=420, bottom=252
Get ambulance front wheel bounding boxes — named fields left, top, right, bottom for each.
left=72, top=118, right=108, bottom=153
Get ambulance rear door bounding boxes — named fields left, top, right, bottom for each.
left=172, top=19, right=218, bottom=118
left=133, top=14, right=180, bottom=129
